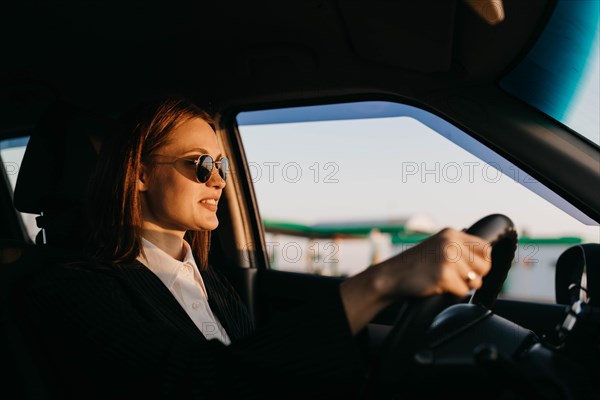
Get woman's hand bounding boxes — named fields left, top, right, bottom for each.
left=340, top=228, right=492, bottom=335
left=373, top=227, right=492, bottom=299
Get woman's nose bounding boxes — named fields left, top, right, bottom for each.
left=207, top=168, right=226, bottom=188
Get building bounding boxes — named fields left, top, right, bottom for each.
left=263, top=218, right=583, bottom=303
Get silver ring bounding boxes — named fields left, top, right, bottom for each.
left=466, top=271, right=478, bottom=281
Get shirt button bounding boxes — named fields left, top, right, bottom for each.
left=192, top=302, right=201, bottom=310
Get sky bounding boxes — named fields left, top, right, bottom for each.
left=239, top=116, right=600, bottom=243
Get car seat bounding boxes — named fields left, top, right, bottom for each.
left=13, top=101, right=111, bottom=250
left=1, top=101, right=112, bottom=399
left=554, top=243, right=600, bottom=377
left=555, top=243, right=599, bottom=307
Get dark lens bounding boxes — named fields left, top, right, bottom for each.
left=196, top=155, right=213, bottom=183
left=219, top=157, right=229, bottom=182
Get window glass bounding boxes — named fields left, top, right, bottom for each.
left=237, top=101, right=599, bottom=303
left=500, top=0, right=600, bottom=146
left=0, top=136, right=39, bottom=241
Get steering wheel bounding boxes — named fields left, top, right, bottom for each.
left=366, top=214, right=518, bottom=399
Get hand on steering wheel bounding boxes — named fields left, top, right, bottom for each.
left=365, top=214, right=517, bottom=399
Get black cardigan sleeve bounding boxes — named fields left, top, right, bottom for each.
left=26, top=264, right=366, bottom=400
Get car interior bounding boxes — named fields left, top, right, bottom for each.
left=1, top=0, right=599, bottom=399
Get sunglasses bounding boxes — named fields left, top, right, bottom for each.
left=152, top=154, right=229, bottom=183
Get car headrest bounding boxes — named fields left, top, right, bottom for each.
left=555, top=243, right=599, bottom=307
left=13, top=101, right=113, bottom=247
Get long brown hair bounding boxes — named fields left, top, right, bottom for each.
left=88, top=97, right=215, bottom=268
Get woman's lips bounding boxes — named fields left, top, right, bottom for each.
left=200, top=203, right=217, bottom=211
left=199, top=199, right=218, bottom=211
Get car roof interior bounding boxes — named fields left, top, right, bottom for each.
left=2, top=0, right=555, bottom=117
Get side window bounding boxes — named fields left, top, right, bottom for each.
left=237, top=101, right=599, bottom=303
left=0, top=136, right=39, bottom=241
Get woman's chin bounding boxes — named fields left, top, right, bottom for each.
left=199, top=218, right=219, bottom=231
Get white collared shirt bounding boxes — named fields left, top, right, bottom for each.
left=137, top=237, right=231, bottom=345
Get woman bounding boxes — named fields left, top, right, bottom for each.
left=27, top=97, right=491, bottom=399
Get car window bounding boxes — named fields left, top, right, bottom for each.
left=0, top=136, right=39, bottom=241
left=237, top=101, right=599, bottom=303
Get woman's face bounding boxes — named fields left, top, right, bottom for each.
left=139, top=117, right=225, bottom=234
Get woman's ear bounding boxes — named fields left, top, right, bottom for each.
left=137, top=164, right=149, bottom=192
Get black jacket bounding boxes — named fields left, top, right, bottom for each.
left=24, top=259, right=365, bottom=399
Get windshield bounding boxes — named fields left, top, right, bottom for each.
left=499, top=0, right=600, bottom=146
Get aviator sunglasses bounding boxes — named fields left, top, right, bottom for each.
left=152, top=154, right=229, bottom=183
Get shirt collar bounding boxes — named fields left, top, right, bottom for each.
left=137, top=237, right=198, bottom=289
